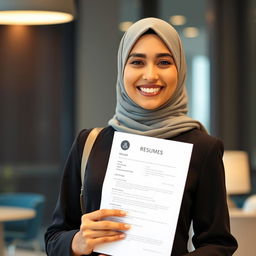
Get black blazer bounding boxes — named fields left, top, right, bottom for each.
left=45, top=126, right=237, bottom=256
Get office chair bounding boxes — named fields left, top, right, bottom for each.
left=0, top=193, right=45, bottom=255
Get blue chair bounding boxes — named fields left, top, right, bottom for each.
left=0, top=193, right=45, bottom=255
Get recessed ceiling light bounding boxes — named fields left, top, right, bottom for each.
left=169, top=15, right=186, bottom=26
left=183, top=27, right=199, bottom=38
left=119, top=21, right=133, bottom=32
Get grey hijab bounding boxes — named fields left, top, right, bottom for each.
left=108, top=17, right=206, bottom=138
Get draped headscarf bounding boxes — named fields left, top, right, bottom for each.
left=108, top=17, right=206, bottom=138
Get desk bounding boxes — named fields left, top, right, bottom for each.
left=0, top=206, right=36, bottom=256
left=229, top=209, right=256, bottom=256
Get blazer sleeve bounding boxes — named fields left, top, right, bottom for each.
left=184, top=139, right=238, bottom=255
left=44, top=130, right=87, bottom=256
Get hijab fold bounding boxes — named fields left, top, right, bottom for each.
left=108, top=18, right=206, bottom=138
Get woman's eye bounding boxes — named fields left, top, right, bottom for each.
left=158, top=60, right=172, bottom=66
left=130, top=60, right=144, bottom=65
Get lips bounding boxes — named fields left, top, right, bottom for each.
left=137, top=84, right=163, bottom=96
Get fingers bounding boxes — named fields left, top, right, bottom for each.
left=81, top=209, right=130, bottom=232
left=72, top=229, right=125, bottom=256
left=77, top=209, right=130, bottom=255
left=83, top=219, right=130, bottom=231
left=88, top=233, right=126, bottom=249
left=82, top=229, right=123, bottom=239
left=84, top=209, right=126, bottom=221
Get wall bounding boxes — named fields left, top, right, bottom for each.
left=75, top=0, right=120, bottom=132
left=0, top=23, right=75, bottom=225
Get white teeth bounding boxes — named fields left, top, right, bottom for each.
left=140, top=87, right=161, bottom=93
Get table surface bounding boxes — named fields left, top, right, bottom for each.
left=229, top=208, right=256, bottom=218
left=0, top=206, right=36, bottom=256
left=0, top=206, right=36, bottom=222
left=229, top=208, right=256, bottom=256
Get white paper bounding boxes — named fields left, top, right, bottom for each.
left=94, top=131, right=193, bottom=256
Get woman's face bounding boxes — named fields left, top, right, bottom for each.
left=123, top=34, right=178, bottom=110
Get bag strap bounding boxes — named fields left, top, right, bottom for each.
left=80, top=127, right=103, bottom=213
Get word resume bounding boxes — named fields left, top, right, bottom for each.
left=94, top=131, right=193, bottom=256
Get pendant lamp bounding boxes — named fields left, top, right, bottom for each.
left=0, top=0, right=75, bottom=25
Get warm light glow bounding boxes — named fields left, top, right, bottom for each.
left=223, top=151, right=251, bottom=194
left=0, top=11, right=74, bottom=25
left=183, top=27, right=199, bottom=38
left=169, top=15, right=186, bottom=26
left=119, top=21, right=133, bottom=32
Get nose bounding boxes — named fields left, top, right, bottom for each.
left=142, top=64, right=158, bottom=81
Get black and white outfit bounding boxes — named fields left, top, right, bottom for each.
left=45, top=18, right=238, bottom=255
left=45, top=127, right=237, bottom=255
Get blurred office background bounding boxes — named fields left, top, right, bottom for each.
left=0, top=0, right=255, bottom=253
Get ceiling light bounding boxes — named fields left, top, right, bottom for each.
left=0, top=0, right=75, bottom=25
left=182, top=27, right=199, bottom=38
left=169, top=15, right=186, bottom=26
left=119, top=21, right=133, bottom=32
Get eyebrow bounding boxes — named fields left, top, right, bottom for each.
left=128, top=53, right=173, bottom=59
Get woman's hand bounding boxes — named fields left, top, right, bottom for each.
left=71, top=209, right=130, bottom=256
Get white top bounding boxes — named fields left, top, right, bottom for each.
left=0, top=206, right=35, bottom=222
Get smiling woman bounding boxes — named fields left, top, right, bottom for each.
left=124, top=33, right=178, bottom=110
left=45, top=17, right=238, bottom=256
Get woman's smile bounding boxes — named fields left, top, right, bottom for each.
left=137, top=84, right=163, bottom=96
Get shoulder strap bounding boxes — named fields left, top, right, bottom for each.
left=80, top=127, right=103, bottom=213
left=81, top=127, right=104, bottom=184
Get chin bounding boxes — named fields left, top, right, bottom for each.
left=140, top=104, right=160, bottom=110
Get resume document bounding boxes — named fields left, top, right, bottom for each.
left=94, top=131, right=193, bottom=256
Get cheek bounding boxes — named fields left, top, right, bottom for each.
left=165, top=70, right=178, bottom=99
left=123, top=68, right=129, bottom=90
left=123, top=67, right=137, bottom=91
left=167, top=69, right=178, bottom=88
